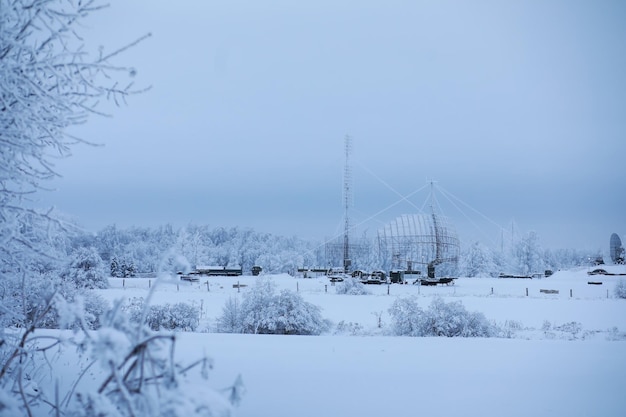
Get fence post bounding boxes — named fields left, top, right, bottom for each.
left=148, top=279, right=151, bottom=289
left=325, top=285, right=327, bottom=293
left=491, top=287, right=493, bottom=295
left=525, top=288, right=528, bottom=297
left=177, top=284, right=179, bottom=292
left=570, top=289, right=572, bottom=298
left=607, top=289, right=609, bottom=299
left=238, top=281, right=240, bottom=293
left=297, top=282, right=299, bottom=292
left=387, top=284, right=390, bottom=295
left=123, top=279, right=125, bottom=289
left=206, top=281, right=210, bottom=292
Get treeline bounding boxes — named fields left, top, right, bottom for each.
left=67, top=224, right=596, bottom=278
left=458, top=232, right=595, bottom=277
left=78, top=224, right=325, bottom=275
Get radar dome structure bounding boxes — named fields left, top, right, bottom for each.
left=377, top=213, right=460, bottom=273
left=610, top=233, right=625, bottom=264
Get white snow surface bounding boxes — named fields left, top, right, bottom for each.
left=56, top=266, right=626, bottom=416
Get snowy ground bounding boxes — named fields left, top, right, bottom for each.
left=77, top=265, right=626, bottom=416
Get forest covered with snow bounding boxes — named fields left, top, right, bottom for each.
left=60, top=222, right=599, bottom=279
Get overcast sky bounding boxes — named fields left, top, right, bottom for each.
left=41, top=0, right=625, bottom=253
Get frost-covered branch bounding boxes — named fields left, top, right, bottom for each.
left=0, top=0, right=148, bottom=270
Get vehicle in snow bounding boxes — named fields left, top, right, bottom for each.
left=360, top=270, right=387, bottom=285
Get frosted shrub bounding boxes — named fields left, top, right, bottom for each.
left=0, top=296, right=240, bottom=416
left=218, top=278, right=329, bottom=335
left=56, top=292, right=109, bottom=330
left=388, top=297, right=496, bottom=337
left=126, top=298, right=199, bottom=331
left=425, top=297, right=495, bottom=337
left=335, top=278, right=371, bottom=295
left=334, top=321, right=366, bottom=336
left=69, top=301, right=238, bottom=417
left=83, top=293, right=109, bottom=330
left=271, top=290, right=329, bottom=335
left=388, top=297, right=426, bottom=336
left=497, top=320, right=525, bottom=339
left=0, top=271, right=107, bottom=330
left=216, top=296, right=243, bottom=333
left=615, top=280, right=626, bottom=299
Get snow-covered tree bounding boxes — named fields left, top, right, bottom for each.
left=159, top=250, right=191, bottom=275
left=460, top=241, right=498, bottom=277
left=63, top=246, right=108, bottom=289
left=514, top=231, right=543, bottom=274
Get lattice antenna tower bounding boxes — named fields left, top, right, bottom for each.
left=343, top=135, right=353, bottom=272
left=429, top=180, right=443, bottom=262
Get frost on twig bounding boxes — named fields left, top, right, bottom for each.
left=0, top=0, right=149, bottom=270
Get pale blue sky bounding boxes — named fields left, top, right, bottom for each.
left=42, top=0, right=626, bottom=252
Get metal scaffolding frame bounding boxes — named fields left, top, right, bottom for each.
left=324, top=236, right=371, bottom=271
left=377, top=213, right=460, bottom=271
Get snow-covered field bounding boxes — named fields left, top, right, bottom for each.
left=81, top=265, right=626, bottom=416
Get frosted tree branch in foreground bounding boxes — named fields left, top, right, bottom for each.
left=0, top=0, right=150, bottom=271
left=0, top=2, right=244, bottom=416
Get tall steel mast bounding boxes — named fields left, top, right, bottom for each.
left=343, top=135, right=352, bottom=273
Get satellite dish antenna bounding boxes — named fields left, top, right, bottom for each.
left=610, top=233, right=625, bottom=264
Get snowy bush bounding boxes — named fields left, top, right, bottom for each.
left=542, top=321, right=584, bottom=340
left=270, top=290, right=329, bottom=335
left=0, top=270, right=107, bottom=330
left=52, top=292, right=108, bottom=331
left=607, top=327, right=626, bottom=341
left=79, top=292, right=110, bottom=330
left=425, top=297, right=495, bottom=337
left=496, top=320, right=525, bottom=339
left=217, top=278, right=330, bottom=335
left=238, top=278, right=276, bottom=334
left=334, top=321, right=366, bottom=336
left=614, top=280, right=626, bottom=299
left=0, top=293, right=241, bottom=416
left=126, top=298, right=199, bottom=332
left=335, top=278, right=372, bottom=295
left=387, top=297, right=426, bottom=337
left=216, top=296, right=243, bottom=333
left=388, top=297, right=496, bottom=337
